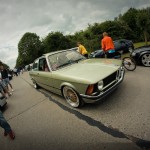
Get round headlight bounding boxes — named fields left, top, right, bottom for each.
left=98, top=80, right=103, bottom=91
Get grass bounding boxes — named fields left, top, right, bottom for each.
left=134, top=41, right=150, bottom=48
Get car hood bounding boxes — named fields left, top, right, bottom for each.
left=52, top=59, right=122, bottom=84
left=134, top=45, right=150, bottom=53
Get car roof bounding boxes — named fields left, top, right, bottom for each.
left=43, top=49, right=75, bottom=57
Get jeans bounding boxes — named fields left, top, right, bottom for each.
left=0, top=111, right=11, bottom=133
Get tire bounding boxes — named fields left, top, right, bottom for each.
left=62, top=86, right=84, bottom=108
left=141, top=53, right=150, bottom=67
left=123, top=57, right=136, bottom=71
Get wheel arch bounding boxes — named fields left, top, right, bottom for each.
left=60, top=82, right=78, bottom=96
left=139, top=51, right=150, bottom=64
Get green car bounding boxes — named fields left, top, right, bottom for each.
left=29, top=49, right=125, bottom=108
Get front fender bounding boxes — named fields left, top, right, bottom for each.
left=60, top=82, right=88, bottom=95
left=60, top=82, right=77, bottom=91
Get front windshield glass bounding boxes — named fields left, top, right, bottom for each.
left=48, top=50, right=85, bottom=71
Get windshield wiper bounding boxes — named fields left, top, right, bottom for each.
left=57, top=62, right=71, bottom=68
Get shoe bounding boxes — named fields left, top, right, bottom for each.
left=8, top=130, right=15, bottom=140
left=11, top=89, right=14, bottom=92
left=8, top=93, right=12, bottom=96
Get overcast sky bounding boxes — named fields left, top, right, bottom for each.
left=0, top=0, right=150, bottom=68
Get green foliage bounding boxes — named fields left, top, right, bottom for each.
left=136, top=8, right=150, bottom=45
left=134, top=41, right=150, bottom=48
left=119, top=7, right=150, bottom=42
left=121, top=8, right=138, bottom=30
left=16, top=32, right=42, bottom=67
left=42, top=32, right=73, bottom=53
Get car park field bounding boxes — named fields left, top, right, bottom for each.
left=0, top=67, right=150, bottom=150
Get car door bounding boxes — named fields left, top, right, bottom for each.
left=31, top=59, right=40, bottom=83
left=37, top=58, right=55, bottom=91
left=120, top=40, right=127, bottom=52
left=114, top=41, right=121, bottom=52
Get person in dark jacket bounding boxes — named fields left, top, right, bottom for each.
left=0, top=110, right=15, bottom=140
left=0, top=65, right=14, bottom=92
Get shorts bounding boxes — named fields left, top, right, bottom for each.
left=3, top=78, right=10, bottom=85
left=106, top=49, right=116, bottom=58
left=0, top=81, right=7, bottom=92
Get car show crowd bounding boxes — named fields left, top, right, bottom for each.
left=0, top=64, right=16, bottom=140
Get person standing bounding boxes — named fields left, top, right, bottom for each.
left=0, top=65, right=14, bottom=92
left=0, top=71, right=12, bottom=98
left=77, top=42, right=88, bottom=58
left=101, top=32, right=115, bottom=58
left=0, top=110, right=15, bottom=140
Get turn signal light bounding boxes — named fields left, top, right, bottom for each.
left=86, top=85, right=94, bottom=95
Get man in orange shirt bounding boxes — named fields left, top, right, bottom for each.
left=101, top=32, right=115, bottom=58
left=77, top=42, right=88, bottom=58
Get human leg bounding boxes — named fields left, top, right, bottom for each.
left=1, top=81, right=12, bottom=97
left=0, top=111, right=15, bottom=139
left=5, top=78, right=13, bottom=91
left=0, top=111, right=11, bottom=133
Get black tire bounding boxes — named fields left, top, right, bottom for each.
left=140, top=53, right=150, bottom=67
left=123, top=57, right=136, bottom=71
left=62, top=86, right=84, bottom=108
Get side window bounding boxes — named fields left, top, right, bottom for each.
left=39, top=59, right=45, bottom=71
left=114, top=41, right=121, bottom=49
left=120, top=40, right=126, bottom=48
left=32, top=59, right=38, bottom=71
left=39, top=58, right=49, bottom=71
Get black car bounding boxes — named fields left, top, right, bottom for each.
left=89, top=39, right=134, bottom=58
left=89, top=49, right=105, bottom=58
left=114, top=39, right=134, bottom=53
left=131, top=45, right=150, bottom=67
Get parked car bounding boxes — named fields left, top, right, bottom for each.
left=131, top=45, right=150, bottom=67
left=89, top=49, right=105, bottom=58
left=29, top=49, right=125, bottom=108
left=114, top=39, right=134, bottom=53
left=89, top=39, right=134, bottom=58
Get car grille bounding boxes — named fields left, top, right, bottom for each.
left=103, top=71, right=117, bottom=87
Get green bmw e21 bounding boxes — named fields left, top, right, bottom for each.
left=29, top=49, right=125, bottom=108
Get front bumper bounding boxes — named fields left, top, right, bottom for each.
left=80, top=68, right=125, bottom=103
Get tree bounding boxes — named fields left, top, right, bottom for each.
left=42, top=32, right=72, bottom=53
left=17, top=32, right=42, bottom=66
left=136, top=8, right=150, bottom=45
left=119, top=8, right=140, bottom=42
left=0, top=60, right=9, bottom=69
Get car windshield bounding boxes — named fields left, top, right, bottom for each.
left=48, top=50, right=86, bottom=71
